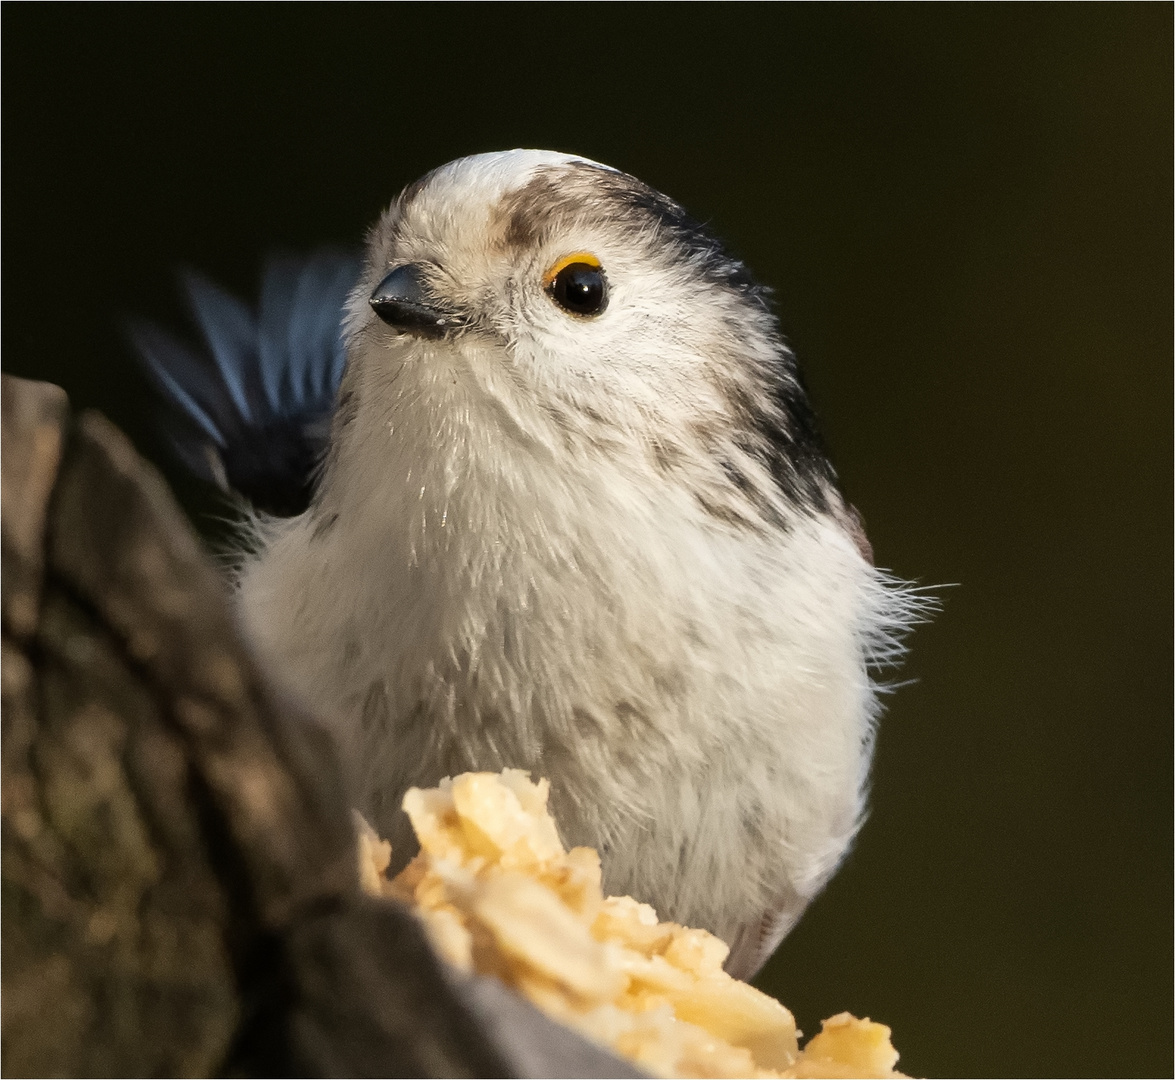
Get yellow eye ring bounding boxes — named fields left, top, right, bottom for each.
left=543, top=253, right=608, bottom=317
left=542, top=251, right=602, bottom=289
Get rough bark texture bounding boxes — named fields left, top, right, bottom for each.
left=0, top=375, right=640, bottom=1079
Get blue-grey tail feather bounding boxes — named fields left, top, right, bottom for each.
left=129, top=249, right=362, bottom=517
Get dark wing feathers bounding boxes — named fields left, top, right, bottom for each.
left=130, top=320, right=229, bottom=448
left=284, top=254, right=357, bottom=406
left=180, top=271, right=265, bottom=422
left=130, top=249, right=362, bottom=517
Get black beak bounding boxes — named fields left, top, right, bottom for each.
left=369, top=264, right=461, bottom=338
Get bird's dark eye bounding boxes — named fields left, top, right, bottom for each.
left=544, top=253, right=607, bottom=317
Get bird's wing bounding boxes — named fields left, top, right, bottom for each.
left=724, top=896, right=804, bottom=982
left=129, top=249, right=361, bottom=516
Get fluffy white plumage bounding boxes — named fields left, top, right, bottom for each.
left=235, top=150, right=918, bottom=977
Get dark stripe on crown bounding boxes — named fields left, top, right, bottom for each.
left=498, top=163, right=766, bottom=301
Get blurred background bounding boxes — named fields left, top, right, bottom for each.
left=4, top=7, right=1170, bottom=1076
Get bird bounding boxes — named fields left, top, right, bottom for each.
left=132, top=149, right=920, bottom=979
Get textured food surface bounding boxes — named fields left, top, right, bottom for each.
left=358, top=769, right=906, bottom=1079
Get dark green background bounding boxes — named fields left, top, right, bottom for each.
left=5, top=7, right=1170, bottom=1077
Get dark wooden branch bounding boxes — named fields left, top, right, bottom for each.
left=1, top=375, right=641, bottom=1079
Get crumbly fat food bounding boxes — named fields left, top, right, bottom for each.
left=357, top=770, right=906, bottom=1079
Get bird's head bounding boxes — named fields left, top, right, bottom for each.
left=336, top=150, right=840, bottom=529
